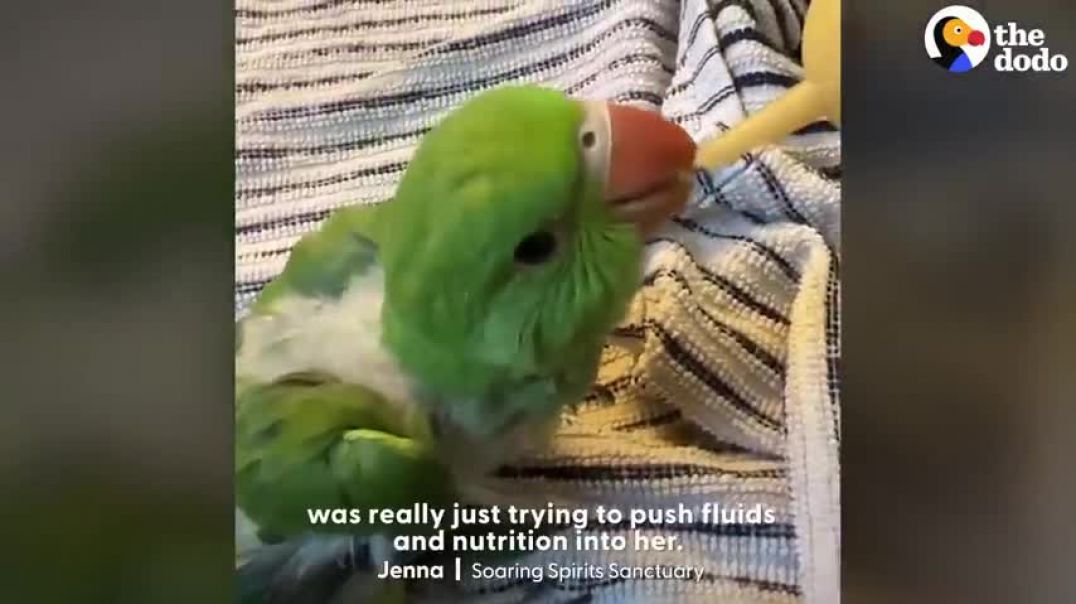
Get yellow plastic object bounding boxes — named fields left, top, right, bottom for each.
left=694, top=0, right=840, bottom=170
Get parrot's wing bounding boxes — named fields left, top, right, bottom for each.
left=236, top=379, right=453, bottom=540
left=249, top=204, right=383, bottom=316
left=234, top=382, right=440, bottom=604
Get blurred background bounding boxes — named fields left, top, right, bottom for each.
left=0, top=0, right=1073, bottom=602
left=0, top=1, right=233, bottom=602
left=844, top=0, right=1076, bottom=601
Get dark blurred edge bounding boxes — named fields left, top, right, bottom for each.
left=844, top=0, right=1076, bottom=602
left=0, top=1, right=234, bottom=603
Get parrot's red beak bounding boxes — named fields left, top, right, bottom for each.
left=604, top=103, right=696, bottom=236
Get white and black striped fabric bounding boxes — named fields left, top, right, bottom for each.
left=235, top=1, right=840, bottom=602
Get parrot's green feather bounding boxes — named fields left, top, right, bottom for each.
left=251, top=204, right=382, bottom=314
left=235, top=203, right=432, bottom=540
left=378, top=86, right=641, bottom=436
left=236, top=380, right=450, bottom=539
left=236, top=86, right=645, bottom=564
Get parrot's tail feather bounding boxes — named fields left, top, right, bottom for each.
left=237, top=535, right=464, bottom=604
left=237, top=535, right=379, bottom=604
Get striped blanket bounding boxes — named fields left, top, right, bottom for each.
left=235, top=0, right=841, bottom=602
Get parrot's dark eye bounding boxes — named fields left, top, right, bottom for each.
left=514, top=231, right=557, bottom=265
left=580, top=130, right=596, bottom=149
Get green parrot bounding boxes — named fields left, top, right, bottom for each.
left=235, top=85, right=695, bottom=602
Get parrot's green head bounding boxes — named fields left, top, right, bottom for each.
left=376, top=85, right=695, bottom=437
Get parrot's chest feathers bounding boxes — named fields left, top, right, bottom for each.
left=237, top=266, right=563, bottom=475
left=236, top=267, right=415, bottom=404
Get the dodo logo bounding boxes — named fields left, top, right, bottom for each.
left=925, top=5, right=1068, bottom=74
left=925, top=6, right=990, bottom=73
